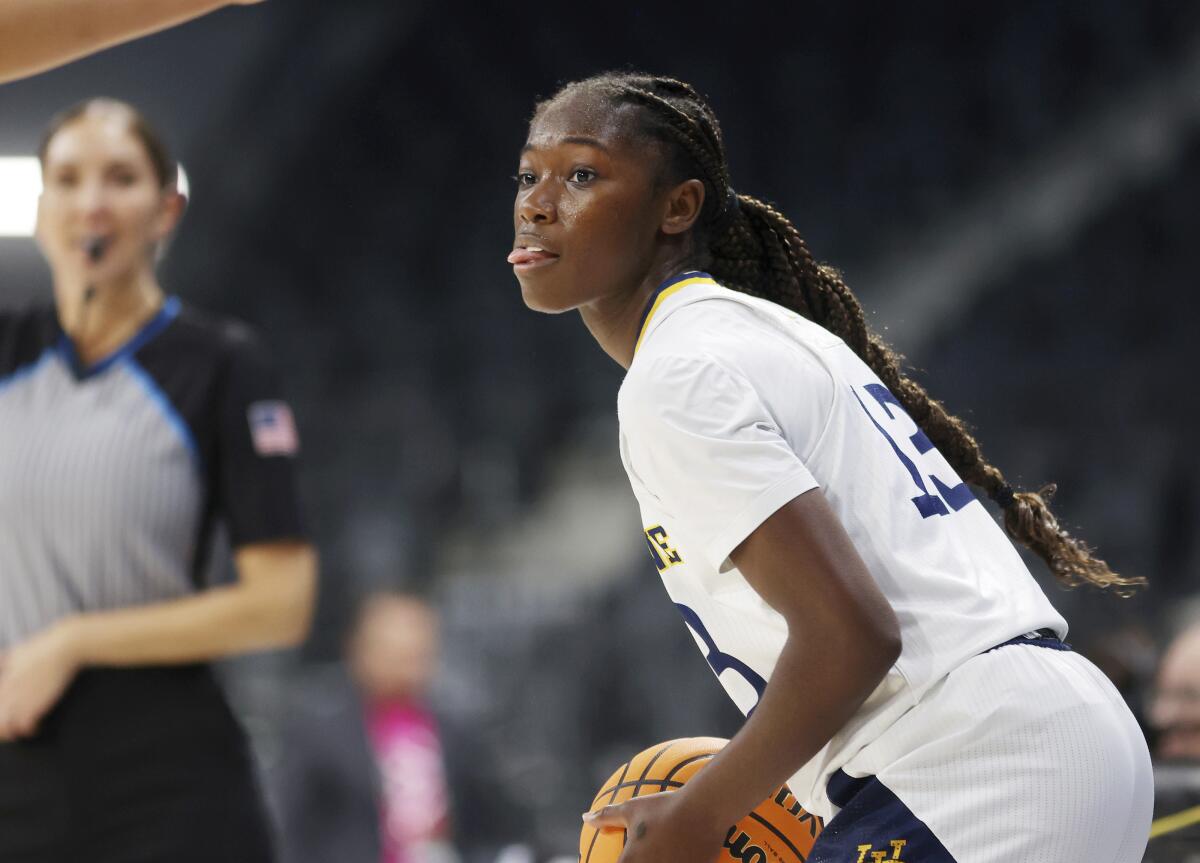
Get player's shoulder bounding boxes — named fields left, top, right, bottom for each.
left=637, top=290, right=754, bottom=365
left=627, top=290, right=822, bottom=396
left=619, top=340, right=749, bottom=436
left=659, top=286, right=838, bottom=361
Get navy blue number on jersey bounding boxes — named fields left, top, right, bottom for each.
left=852, top=383, right=975, bottom=519
left=676, top=602, right=767, bottom=711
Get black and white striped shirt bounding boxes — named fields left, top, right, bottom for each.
left=0, top=298, right=307, bottom=648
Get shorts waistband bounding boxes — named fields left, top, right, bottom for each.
left=986, top=628, right=1071, bottom=653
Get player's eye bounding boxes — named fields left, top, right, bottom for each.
left=569, top=168, right=597, bottom=184
left=513, top=171, right=536, bottom=187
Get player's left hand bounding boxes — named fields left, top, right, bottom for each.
left=0, top=620, right=82, bottom=741
left=585, top=791, right=728, bottom=863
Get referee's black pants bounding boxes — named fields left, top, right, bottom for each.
left=0, top=665, right=274, bottom=863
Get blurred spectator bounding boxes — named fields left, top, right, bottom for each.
left=1150, top=621, right=1200, bottom=762
left=274, top=593, right=527, bottom=863
left=1143, top=617, right=1200, bottom=862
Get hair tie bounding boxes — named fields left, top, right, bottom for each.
left=993, top=484, right=1016, bottom=509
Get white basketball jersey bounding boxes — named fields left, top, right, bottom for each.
left=617, top=273, right=1067, bottom=816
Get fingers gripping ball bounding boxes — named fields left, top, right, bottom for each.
left=580, top=737, right=822, bottom=863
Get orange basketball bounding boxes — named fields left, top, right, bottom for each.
left=580, top=737, right=822, bottom=863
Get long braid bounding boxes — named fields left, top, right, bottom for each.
left=548, top=71, right=1143, bottom=595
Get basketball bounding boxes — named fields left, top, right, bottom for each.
left=580, top=737, right=822, bottom=863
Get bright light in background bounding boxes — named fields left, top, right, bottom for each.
left=0, top=158, right=41, bottom=237
left=0, top=157, right=190, bottom=238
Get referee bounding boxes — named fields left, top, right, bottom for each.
left=0, top=99, right=317, bottom=862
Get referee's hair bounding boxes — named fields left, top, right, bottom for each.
left=37, top=97, right=179, bottom=191
left=536, top=71, right=1144, bottom=596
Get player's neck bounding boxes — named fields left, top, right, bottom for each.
left=57, top=269, right=165, bottom=366
left=580, top=252, right=695, bottom=370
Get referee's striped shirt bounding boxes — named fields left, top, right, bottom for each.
left=0, top=298, right=307, bottom=649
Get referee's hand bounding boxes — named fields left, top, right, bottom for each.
left=0, top=622, right=81, bottom=741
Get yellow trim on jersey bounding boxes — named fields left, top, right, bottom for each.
left=1150, top=803, right=1200, bottom=839
left=633, top=276, right=718, bottom=355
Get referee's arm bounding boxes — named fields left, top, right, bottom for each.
left=0, top=541, right=316, bottom=740
left=68, top=539, right=317, bottom=660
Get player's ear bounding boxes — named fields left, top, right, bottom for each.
left=660, top=179, right=705, bottom=236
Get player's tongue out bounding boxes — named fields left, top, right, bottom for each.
left=507, top=248, right=558, bottom=265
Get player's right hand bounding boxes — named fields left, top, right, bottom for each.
left=584, top=791, right=727, bottom=863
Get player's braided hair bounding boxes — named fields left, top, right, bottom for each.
left=541, top=71, right=1143, bottom=594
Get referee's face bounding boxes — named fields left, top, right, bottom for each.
left=36, top=114, right=176, bottom=292
left=513, top=93, right=669, bottom=314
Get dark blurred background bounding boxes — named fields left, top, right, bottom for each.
left=3, top=2, right=1199, bottom=860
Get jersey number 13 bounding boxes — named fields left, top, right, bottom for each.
left=852, top=383, right=976, bottom=519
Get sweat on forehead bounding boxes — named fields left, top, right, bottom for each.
left=528, top=88, right=654, bottom=149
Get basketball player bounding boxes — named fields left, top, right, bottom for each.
left=510, top=72, right=1153, bottom=863
left=0, top=0, right=262, bottom=84
left=0, top=98, right=315, bottom=861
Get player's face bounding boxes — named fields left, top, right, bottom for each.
left=36, top=113, right=180, bottom=288
left=512, top=93, right=669, bottom=313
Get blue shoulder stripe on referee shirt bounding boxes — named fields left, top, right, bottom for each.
left=123, top=356, right=203, bottom=475
left=96, top=298, right=201, bottom=474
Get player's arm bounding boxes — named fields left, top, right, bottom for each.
left=0, top=0, right=262, bottom=84
left=0, top=540, right=316, bottom=740
left=587, top=490, right=901, bottom=861
left=681, top=489, right=899, bottom=812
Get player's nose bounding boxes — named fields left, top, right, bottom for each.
left=518, top=179, right=557, bottom=224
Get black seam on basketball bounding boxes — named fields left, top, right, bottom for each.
left=583, top=823, right=601, bottom=863
left=595, top=739, right=674, bottom=801
left=660, top=752, right=715, bottom=789
left=602, top=760, right=634, bottom=805
left=587, top=758, right=635, bottom=863
left=583, top=821, right=603, bottom=863
left=746, top=811, right=808, bottom=863
left=630, top=740, right=678, bottom=798
left=580, top=825, right=600, bottom=863
left=588, top=745, right=726, bottom=863
left=596, top=779, right=686, bottom=795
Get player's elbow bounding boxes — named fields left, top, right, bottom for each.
left=875, top=622, right=902, bottom=674
left=864, top=610, right=902, bottom=679
left=828, top=603, right=901, bottom=685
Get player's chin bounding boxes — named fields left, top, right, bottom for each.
left=516, top=272, right=577, bottom=314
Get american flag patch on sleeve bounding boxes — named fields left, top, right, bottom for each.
left=247, top=401, right=300, bottom=457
